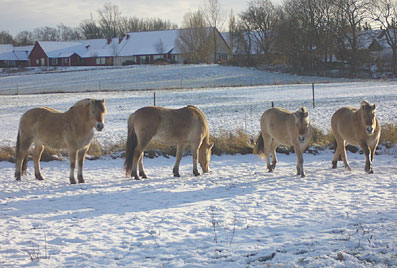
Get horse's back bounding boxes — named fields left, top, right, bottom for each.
left=331, top=106, right=359, bottom=143
left=19, top=107, right=68, bottom=147
left=20, top=107, right=62, bottom=128
left=261, top=108, right=293, bottom=140
left=131, top=105, right=207, bottom=145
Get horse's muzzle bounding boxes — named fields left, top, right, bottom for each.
left=366, top=126, right=374, bottom=134
left=96, top=122, right=104, bottom=131
left=298, top=136, right=305, bottom=143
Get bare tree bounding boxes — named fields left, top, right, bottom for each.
left=15, top=31, right=35, bottom=46
left=240, top=0, right=280, bottom=62
left=154, top=39, right=165, bottom=55
left=331, top=0, right=372, bottom=73
left=176, top=10, right=212, bottom=63
left=0, top=31, right=14, bottom=44
left=57, top=24, right=82, bottom=41
left=369, top=0, right=397, bottom=74
left=33, top=27, right=58, bottom=41
left=97, top=2, right=122, bottom=39
left=203, top=0, right=224, bottom=62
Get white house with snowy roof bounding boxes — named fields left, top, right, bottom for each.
left=115, top=29, right=182, bottom=65
left=115, top=28, right=231, bottom=65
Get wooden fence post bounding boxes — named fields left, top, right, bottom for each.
left=312, top=83, right=315, bottom=108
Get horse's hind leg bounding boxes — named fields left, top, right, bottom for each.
left=332, top=138, right=341, bottom=169
left=15, top=134, right=32, bottom=180
left=138, top=152, right=147, bottom=179
left=340, top=141, right=351, bottom=171
left=263, top=135, right=273, bottom=172
left=173, top=144, right=185, bottom=177
left=77, top=147, right=89, bottom=183
left=32, top=143, right=44, bottom=180
left=270, top=140, right=278, bottom=171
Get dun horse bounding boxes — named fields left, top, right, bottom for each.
left=254, top=107, right=312, bottom=177
left=15, top=99, right=107, bottom=184
left=331, top=100, right=380, bottom=174
left=124, top=105, right=213, bottom=180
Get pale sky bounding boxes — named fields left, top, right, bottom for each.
left=0, top=0, right=283, bottom=36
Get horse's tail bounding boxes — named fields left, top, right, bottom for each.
left=16, top=130, right=28, bottom=175
left=253, top=132, right=265, bottom=160
left=124, top=117, right=138, bottom=177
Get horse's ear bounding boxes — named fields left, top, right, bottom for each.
left=372, top=104, right=376, bottom=111
left=360, top=100, right=369, bottom=108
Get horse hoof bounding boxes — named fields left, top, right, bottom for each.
left=70, top=178, right=77, bottom=184
left=174, top=173, right=180, bottom=177
left=193, top=171, right=200, bottom=176
left=35, top=174, right=44, bottom=180
left=332, top=161, right=337, bottom=169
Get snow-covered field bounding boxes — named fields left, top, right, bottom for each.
left=0, top=64, right=353, bottom=95
left=0, top=65, right=396, bottom=267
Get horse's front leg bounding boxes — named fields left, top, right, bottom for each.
left=77, top=146, right=89, bottom=183
left=191, top=143, right=200, bottom=176
left=294, top=144, right=305, bottom=178
left=361, top=143, right=373, bottom=174
left=69, top=150, right=77, bottom=184
left=173, top=144, right=185, bottom=177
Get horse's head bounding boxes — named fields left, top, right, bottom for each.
left=199, top=141, right=214, bottom=173
left=360, top=100, right=377, bottom=134
left=90, top=99, right=107, bottom=131
left=293, top=107, right=310, bottom=143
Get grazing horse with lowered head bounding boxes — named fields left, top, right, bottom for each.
left=254, top=107, right=312, bottom=177
left=15, top=99, right=107, bottom=184
left=124, top=105, right=213, bottom=180
left=331, top=100, right=380, bottom=174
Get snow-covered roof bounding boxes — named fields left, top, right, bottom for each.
left=0, top=44, right=13, bottom=54
left=117, top=30, right=180, bottom=56
left=37, top=41, right=87, bottom=58
left=0, top=45, right=33, bottom=61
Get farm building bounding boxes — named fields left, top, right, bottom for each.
left=29, top=39, right=120, bottom=67
left=115, top=28, right=231, bottom=65
left=0, top=44, right=32, bottom=68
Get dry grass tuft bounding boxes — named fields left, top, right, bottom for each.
left=380, top=123, right=397, bottom=148
left=310, top=126, right=335, bottom=147
left=0, top=146, right=15, bottom=162
left=211, top=129, right=254, bottom=156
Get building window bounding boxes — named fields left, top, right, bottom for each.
left=51, top=58, right=58, bottom=65
left=64, top=58, right=69, bottom=64
left=41, top=58, right=45, bottom=65
left=217, top=53, right=228, bottom=61
left=36, top=59, right=39, bottom=64
left=96, top=58, right=106, bottom=65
